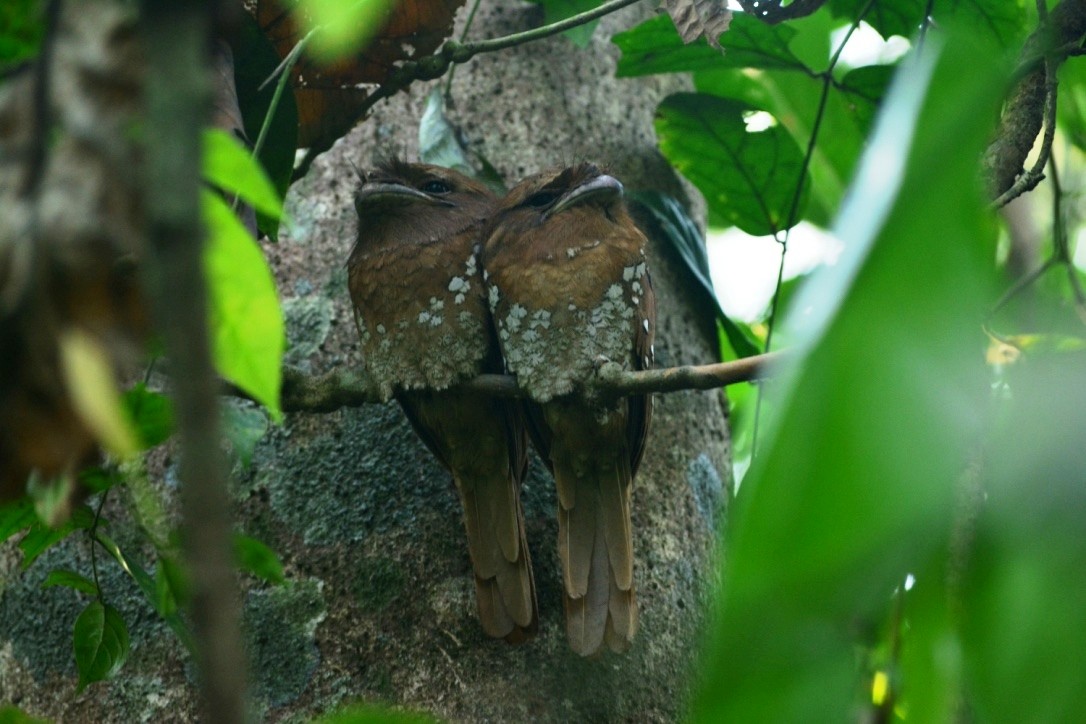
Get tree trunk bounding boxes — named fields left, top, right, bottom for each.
left=0, top=2, right=731, bottom=720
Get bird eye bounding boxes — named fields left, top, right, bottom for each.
left=421, top=180, right=452, bottom=194
left=524, top=190, right=559, bottom=209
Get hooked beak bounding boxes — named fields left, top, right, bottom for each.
left=355, top=182, right=454, bottom=208
left=546, top=174, right=623, bottom=220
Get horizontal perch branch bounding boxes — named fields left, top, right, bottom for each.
left=278, top=351, right=786, bottom=413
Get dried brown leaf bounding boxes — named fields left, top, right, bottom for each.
left=663, top=0, right=732, bottom=50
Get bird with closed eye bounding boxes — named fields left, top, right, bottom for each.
left=347, top=159, right=538, bottom=644
left=480, top=162, right=655, bottom=656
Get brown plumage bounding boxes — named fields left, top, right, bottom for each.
left=480, top=163, right=655, bottom=656
left=346, top=159, right=538, bottom=643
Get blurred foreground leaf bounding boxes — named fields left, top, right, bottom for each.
left=695, top=35, right=1006, bottom=720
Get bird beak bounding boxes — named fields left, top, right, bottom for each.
left=546, top=174, right=623, bottom=219
left=355, top=183, right=453, bottom=208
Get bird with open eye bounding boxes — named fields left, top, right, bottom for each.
left=480, top=162, right=656, bottom=657
left=347, top=159, right=538, bottom=644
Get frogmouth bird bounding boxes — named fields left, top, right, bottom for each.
left=347, top=159, right=537, bottom=643
left=480, top=163, right=655, bottom=656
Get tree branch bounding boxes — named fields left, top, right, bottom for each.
left=276, top=351, right=784, bottom=413
left=140, top=2, right=248, bottom=721
left=984, top=0, right=1086, bottom=200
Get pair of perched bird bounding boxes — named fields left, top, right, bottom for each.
left=346, top=160, right=655, bottom=657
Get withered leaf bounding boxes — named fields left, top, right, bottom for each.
left=663, top=0, right=732, bottom=51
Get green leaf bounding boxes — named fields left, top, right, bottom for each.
left=829, top=0, right=927, bottom=41
left=528, top=0, right=603, bottom=47
left=0, top=0, right=45, bottom=68
left=203, top=189, right=286, bottom=422
left=418, top=88, right=474, bottom=175
left=963, top=353, right=1086, bottom=721
left=202, top=128, right=284, bottom=221
left=830, top=0, right=1025, bottom=47
left=0, top=497, right=35, bottom=543
left=614, top=13, right=806, bottom=78
left=695, top=34, right=1006, bottom=721
left=223, top=402, right=269, bottom=470
left=73, top=601, right=130, bottom=692
left=95, top=531, right=196, bottom=654
left=154, top=555, right=188, bottom=617
left=655, top=93, right=809, bottom=235
left=230, top=9, right=299, bottom=241
left=0, top=704, right=49, bottom=724
left=838, top=65, right=894, bottom=133
left=630, top=190, right=760, bottom=359
left=122, top=383, right=174, bottom=450
left=41, top=568, right=99, bottom=597
left=294, top=0, right=398, bottom=63
left=19, top=505, right=96, bottom=570
left=312, top=702, right=436, bottom=724
left=235, top=533, right=286, bottom=585
left=79, top=467, right=120, bottom=495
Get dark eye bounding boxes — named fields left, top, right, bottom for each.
left=421, top=180, right=452, bottom=194
left=524, top=190, right=559, bottom=209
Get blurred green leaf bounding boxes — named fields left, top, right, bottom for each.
left=656, top=93, right=809, bottom=235
left=0, top=0, right=45, bottom=68
left=0, top=705, right=49, bottom=724
left=203, top=190, right=286, bottom=422
left=529, top=0, right=603, bottom=46
left=123, top=384, right=174, bottom=450
left=79, top=467, right=119, bottom=495
left=202, top=128, right=285, bottom=221
left=311, top=702, right=436, bottom=724
left=829, top=0, right=926, bottom=41
left=231, top=9, right=299, bottom=241
left=73, top=601, right=129, bottom=692
left=0, top=497, right=35, bottom=543
left=20, top=505, right=95, bottom=570
left=631, top=190, right=760, bottom=359
left=963, top=352, right=1086, bottom=720
left=695, top=34, right=1006, bottom=721
left=41, top=568, right=99, bottom=597
left=293, top=0, right=397, bottom=63
left=234, top=533, right=286, bottom=585
left=614, top=13, right=805, bottom=77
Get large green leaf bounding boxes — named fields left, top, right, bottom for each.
left=830, top=0, right=1025, bottom=47
left=73, top=601, right=130, bottom=692
left=202, top=128, right=284, bottom=222
left=694, top=33, right=1006, bottom=720
left=234, top=532, right=286, bottom=585
left=962, top=353, right=1086, bottom=720
left=613, top=13, right=806, bottom=78
left=0, top=498, right=35, bottom=543
left=202, top=190, right=286, bottom=422
left=656, top=93, right=809, bottom=235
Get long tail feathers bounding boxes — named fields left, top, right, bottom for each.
left=457, top=467, right=538, bottom=643
left=555, top=454, right=637, bottom=656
